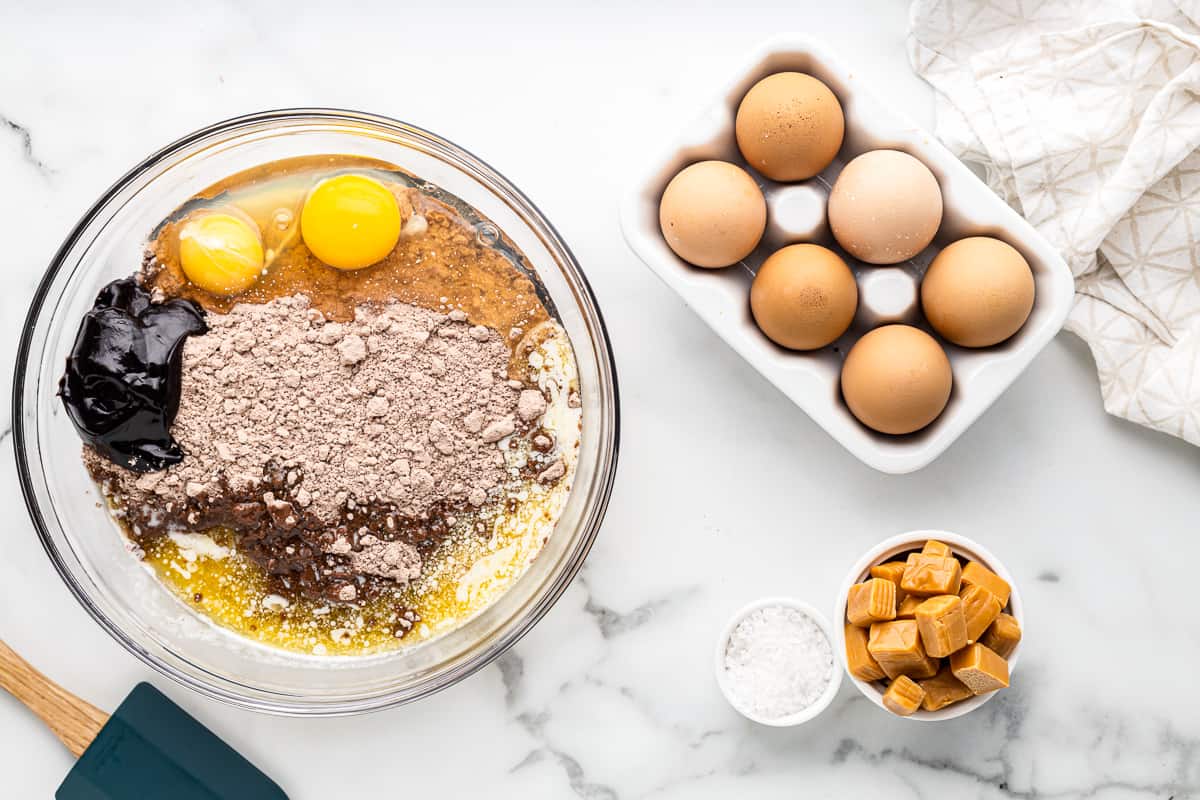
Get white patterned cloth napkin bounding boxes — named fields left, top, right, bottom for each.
left=909, top=0, right=1200, bottom=445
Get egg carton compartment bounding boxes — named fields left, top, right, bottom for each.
left=620, top=35, right=1075, bottom=473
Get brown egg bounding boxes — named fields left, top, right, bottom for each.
left=921, top=237, right=1035, bottom=347
left=750, top=244, right=857, bottom=350
left=735, top=72, right=845, bottom=182
left=828, top=150, right=943, bottom=264
left=658, top=161, right=766, bottom=268
left=841, top=325, right=952, bottom=434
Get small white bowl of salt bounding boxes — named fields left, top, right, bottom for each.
left=715, top=597, right=842, bottom=726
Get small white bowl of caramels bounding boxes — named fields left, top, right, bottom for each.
left=834, top=530, right=1023, bottom=721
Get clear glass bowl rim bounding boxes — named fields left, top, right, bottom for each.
left=11, top=108, right=620, bottom=715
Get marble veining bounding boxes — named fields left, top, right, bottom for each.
left=1, top=114, right=53, bottom=176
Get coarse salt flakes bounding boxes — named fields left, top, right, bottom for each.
left=722, top=605, right=833, bottom=720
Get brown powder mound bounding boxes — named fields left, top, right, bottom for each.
left=328, top=532, right=421, bottom=587
left=90, top=293, right=523, bottom=531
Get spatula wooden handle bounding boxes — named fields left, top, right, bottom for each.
left=0, top=639, right=110, bottom=758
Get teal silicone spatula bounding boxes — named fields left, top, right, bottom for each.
left=0, top=639, right=288, bottom=799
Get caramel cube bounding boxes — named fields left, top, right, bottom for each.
left=869, top=561, right=909, bottom=601
left=907, top=652, right=940, bottom=679
left=960, top=585, right=1003, bottom=644
left=922, top=540, right=952, bottom=557
left=896, top=595, right=922, bottom=619
left=844, top=623, right=886, bottom=682
left=980, top=612, right=1022, bottom=658
left=901, top=553, right=962, bottom=596
left=919, top=665, right=974, bottom=711
left=847, top=578, right=896, bottom=627
left=868, top=620, right=938, bottom=680
left=950, top=643, right=1009, bottom=694
left=961, top=561, right=1011, bottom=607
left=914, top=595, right=968, bottom=657
left=882, top=676, right=925, bottom=717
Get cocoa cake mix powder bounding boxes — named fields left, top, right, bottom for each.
left=87, top=294, right=543, bottom=598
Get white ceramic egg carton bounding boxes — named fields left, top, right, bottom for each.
left=619, top=35, right=1074, bottom=474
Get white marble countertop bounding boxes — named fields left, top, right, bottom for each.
left=3, top=1, right=1199, bottom=797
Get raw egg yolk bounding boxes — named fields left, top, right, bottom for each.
left=300, top=174, right=402, bottom=270
left=178, top=212, right=265, bottom=296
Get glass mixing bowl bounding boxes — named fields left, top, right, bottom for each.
left=13, top=109, right=619, bottom=716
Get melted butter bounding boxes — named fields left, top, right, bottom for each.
left=139, top=511, right=526, bottom=656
